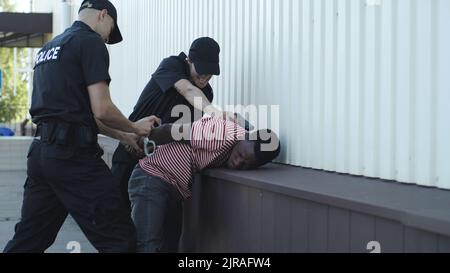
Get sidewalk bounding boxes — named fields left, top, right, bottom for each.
left=0, top=171, right=96, bottom=253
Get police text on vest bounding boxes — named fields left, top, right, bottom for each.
left=35, top=46, right=61, bottom=66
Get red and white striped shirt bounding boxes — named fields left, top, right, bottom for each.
left=139, top=117, right=246, bottom=199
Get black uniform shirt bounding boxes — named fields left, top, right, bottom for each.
left=112, top=52, right=214, bottom=162
left=30, top=21, right=111, bottom=133
left=128, top=52, right=214, bottom=124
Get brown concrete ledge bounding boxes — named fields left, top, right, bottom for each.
left=203, top=164, right=450, bottom=237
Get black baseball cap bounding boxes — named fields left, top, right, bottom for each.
left=78, top=0, right=123, bottom=45
left=189, top=37, right=220, bottom=75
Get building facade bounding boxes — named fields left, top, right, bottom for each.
left=36, top=0, right=450, bottom=190
left=108, top=0, right=450, bottom=190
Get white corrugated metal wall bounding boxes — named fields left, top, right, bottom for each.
left=108, top=0, right=450, bottom=190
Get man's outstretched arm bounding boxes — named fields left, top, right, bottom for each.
left=126, top=123, right=192, bottom=157
left=95, top=119, right=143, bottom=152
left=144, top=123, right=192, bottom=146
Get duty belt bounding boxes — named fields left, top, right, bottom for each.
left=35, top=121, right=97, bottom=148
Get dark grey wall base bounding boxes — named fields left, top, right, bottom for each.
left=180, top=164, right=450, bottom=253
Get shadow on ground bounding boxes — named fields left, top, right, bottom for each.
left=0, top=171, right=96, bottom=253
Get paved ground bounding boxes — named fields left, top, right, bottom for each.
left=0, top=171, right=96, bottom=253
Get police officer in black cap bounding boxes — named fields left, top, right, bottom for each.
left=3, top=0, right=160, bottom=253
left=111, top=37, right=248, bottom=210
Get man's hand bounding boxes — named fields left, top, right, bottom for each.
left=206, top=109, right=254, bottom=131
left=120, top=132, right=142, bottom=152
left=204, top=105, right=235, bottom=121
left=123, top=135, right=145, bottom=159
left=233, top=112, right=255, bottom=131
left=133, top=116, right=161, bottom=136
left=125, top=144, right=145, bottom=159
left=221, top=111, right=238, bottom=122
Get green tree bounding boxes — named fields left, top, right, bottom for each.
left=0, top=0, right=14, bottom=12
left=0, top=0, right=30, bottom=123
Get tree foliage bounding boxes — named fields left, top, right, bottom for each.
left=0, top=0, right=30, bottom=123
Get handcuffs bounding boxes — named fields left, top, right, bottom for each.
left=143, top=121, right=161, bottom=157
left=143, top=137, right=156, bottom=157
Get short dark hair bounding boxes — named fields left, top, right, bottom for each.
left=249, top=129, right=281, bottom=165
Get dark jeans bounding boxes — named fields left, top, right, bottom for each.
left=3, top=140, right=136, bottom=253
left=128, top=166, right=183, bottom=253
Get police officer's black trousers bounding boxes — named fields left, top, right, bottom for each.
left=3, top=140, right=136, bottom=253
